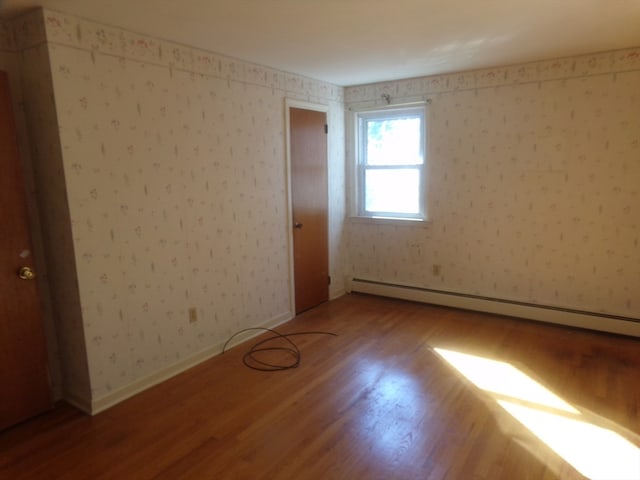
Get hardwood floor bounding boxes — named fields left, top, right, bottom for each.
left=2, top=293, right=639, bottom=479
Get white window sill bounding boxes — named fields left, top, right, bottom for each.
left=348, top=216, right=430, bottom=227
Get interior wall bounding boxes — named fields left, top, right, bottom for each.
left=345, top=48, right=640, bottom=320
left=13, top=8, right=345, bottom=408
left=327, top=102, right=348, bottom=295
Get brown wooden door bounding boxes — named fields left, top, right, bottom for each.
left=290, top=107, right=329, bottom=314
left=0, top=71, right=52, bottom=430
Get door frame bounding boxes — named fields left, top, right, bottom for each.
left=284, top=98, right=329, bottom=315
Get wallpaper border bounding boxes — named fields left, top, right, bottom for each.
left=345, top=46, right=640, bottom=103
left=12, top=8, right=640, bottom=104
left=10, top=7, right=343, bottom=102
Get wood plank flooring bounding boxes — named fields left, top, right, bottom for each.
left=1, top=293, right=639, bottom=479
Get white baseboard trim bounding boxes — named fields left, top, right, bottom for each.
left=88, top=310, right=294, bottom=414
left=350, top=278, right=640, bottom=338
left=330, top=287, right=346, bottom=301
left=64, top=389, right=93, bottom=414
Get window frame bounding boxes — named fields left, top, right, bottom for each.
left=353, top=103, right=427, bottom=222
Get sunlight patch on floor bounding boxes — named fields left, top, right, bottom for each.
left=433, top=349, right=578, bottom=413
left=434, top=348, right=640, bottom=480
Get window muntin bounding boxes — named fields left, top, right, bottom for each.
left=356, top=105, right=426, bottom=220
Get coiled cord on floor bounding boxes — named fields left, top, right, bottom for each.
left=222, top=327, right=337, bottom=371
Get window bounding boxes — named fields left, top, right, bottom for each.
left=354, top=104, right=426, bottom=221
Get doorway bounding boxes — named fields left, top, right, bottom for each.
left=0, top=71, right=52, bottom=429
left=287, top=103, right=329, bottom=314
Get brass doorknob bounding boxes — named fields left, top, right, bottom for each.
left=18, top=266, right=36, bottom=280
left=294, top=222, right=303, bottom=229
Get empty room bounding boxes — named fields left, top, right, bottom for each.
left=1, top=1, right=639, bottom=479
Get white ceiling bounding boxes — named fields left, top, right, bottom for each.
left=1, top=0, right=640, bottom=86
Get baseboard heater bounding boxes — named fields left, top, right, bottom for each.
left=349, top=278, right=640, bottom=338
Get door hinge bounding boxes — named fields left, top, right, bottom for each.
left=324, top=124, right=328, bottom=134
left=328, top=275, right=331, bottom=285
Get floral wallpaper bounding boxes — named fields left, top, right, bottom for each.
left=11, top=4, right=639, bottom=411
left=12, top=8, right=345, bottom=408
left=345, top=47, right=640, bottom=320
left=0, top=19, right=13, bottom=51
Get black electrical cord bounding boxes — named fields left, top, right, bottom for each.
left=222, top=327, right=337, bottom=371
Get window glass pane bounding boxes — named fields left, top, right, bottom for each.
left=366, top=117, right=422, bottom=166
left=365, top=169, right=420, bottom=214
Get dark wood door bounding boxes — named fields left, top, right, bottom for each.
left=290, top=107, right=329, bottom=314
left=0, top=71, right=52, bottom=430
